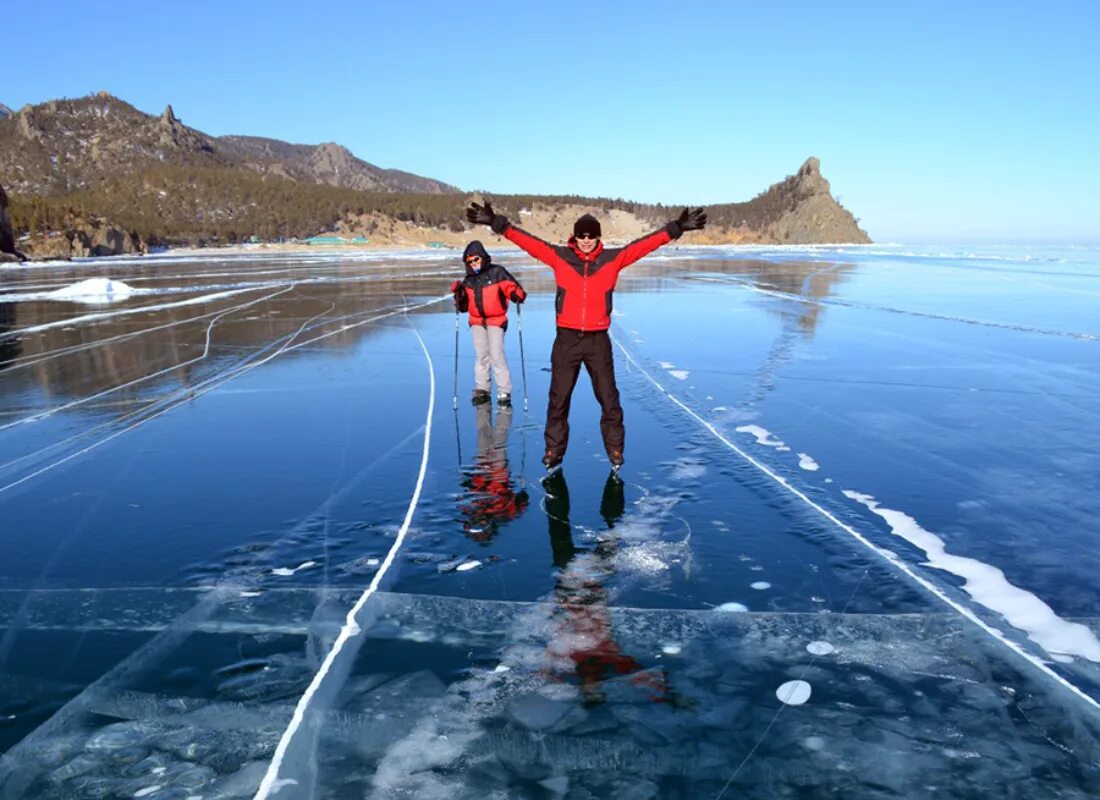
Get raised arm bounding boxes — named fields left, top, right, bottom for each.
left=467, top=200, right=561, bottom=268
left=612, top=207, right=708, bottom=270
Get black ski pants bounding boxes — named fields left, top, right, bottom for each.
left=545, top=328, right=623, bottom=456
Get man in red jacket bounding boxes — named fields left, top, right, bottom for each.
left=451, top=240, right=527, bottom=406
left=466, top=202, right=706, bottom=470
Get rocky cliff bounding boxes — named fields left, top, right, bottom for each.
left=757, top=157, right=869, bottom=243
left=19, top=214, right=145, bottom=260
left=0, top=182, right=21, bottom=261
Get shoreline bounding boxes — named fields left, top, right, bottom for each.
left=163, top=240, right=881, bottom=258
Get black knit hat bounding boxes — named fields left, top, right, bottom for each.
left=573, top=214, right=602, bottom=238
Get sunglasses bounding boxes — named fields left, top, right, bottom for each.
left=465, top=256, right=481, bottom=264
left=576, top=233, right=599, bottom=240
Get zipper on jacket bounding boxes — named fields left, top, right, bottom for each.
left=581, top=260, right=589, bottom=331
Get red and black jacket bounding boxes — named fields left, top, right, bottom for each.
left=450, top=240, right=527, bottom=328
left=491, top=217, right=683, bottom=332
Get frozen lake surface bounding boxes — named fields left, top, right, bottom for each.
left=0, top=244, right=1098, bottom=798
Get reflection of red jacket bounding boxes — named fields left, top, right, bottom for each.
left=499, top=224, right=676, bottom=332
left=459, top=462, right=528, bottom=543
left=550, top=562, right=668, bottom=703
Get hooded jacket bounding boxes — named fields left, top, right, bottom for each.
left=487, top=216, right=683, bottom=332
left=450, top=241, right=527, bottom=328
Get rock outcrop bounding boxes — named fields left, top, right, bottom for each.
left=0, top=103, right=11, bottom=119
left=0, top=183, right=26, bottom=262
left=758, top=158, right=870, bottom=244
left=21, top=215, right=144, bottom=260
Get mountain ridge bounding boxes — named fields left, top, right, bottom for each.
left=0, top=93, right=456, bottom=195
left=0, top=92, right=870, bottom=253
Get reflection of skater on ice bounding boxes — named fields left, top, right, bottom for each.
left=457, top=401, right=528, bottom=544
left=542, top=469, right=670, bottom=706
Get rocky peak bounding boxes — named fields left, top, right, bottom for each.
left=15, top=105, right=40, bottom=142
left=0, top=103, right=11, bottom=119
left=160, top=104, right=179, bottom=126
left=790, top=156, right=830, bottom=196
left=313, top=142, right=354, bottom=162
left=749, top=157, right=867, bottom=243
left=308, top=143, right=359, bottom=177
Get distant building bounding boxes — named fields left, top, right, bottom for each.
left=304, top=236, right=369, bottom=245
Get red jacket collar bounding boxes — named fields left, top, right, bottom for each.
left=567, top=237, right=604, bottom=262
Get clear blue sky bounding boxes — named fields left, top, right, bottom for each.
left=7, top=1, right=1099, bottom=243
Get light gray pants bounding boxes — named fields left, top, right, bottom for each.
left=470, top=324, right=512, bottom=395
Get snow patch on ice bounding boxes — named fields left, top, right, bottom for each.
left=658, top=361, right=675, bottom=369
left=807, top=641, right=835, bottom=656
left=797, top=453, right=820, bottom=471
left=750, top=581, right=771, bottom=590
left=844, top=490, right=1100, bottom=662
left=614, top=548, right=668, bottom=575
left=49, top=278, right=138, bottom=304
left=735, top=425, right=787, bottom=450
left=455, top=560, right=481, bottom=572
left=661, top=643, right=682, bottom=655
left=270, top=560, right=318, bottom=577
left=668, top=370, right=690, bottom=380
left=669, top=458, right=706, bottom=481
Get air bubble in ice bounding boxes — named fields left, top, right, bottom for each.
left=776, top=680, right=812, bottom=705
left=715, top=602, right=748, bottom=612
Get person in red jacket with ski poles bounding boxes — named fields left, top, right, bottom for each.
left=451, top=240, right=527, bottom=406
left=466, top=202, right=706, bottom=471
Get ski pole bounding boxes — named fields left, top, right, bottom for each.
left=453, top=310, right=460, bottom=410
left=517, top=303, right=529, bottom=412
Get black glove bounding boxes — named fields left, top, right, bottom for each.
left=467, top=200, right=510, bottom=234
left=453, top=287, right=468, bottom=313
left=676, top=207, right=707, bottom=232
left=510, top=291, right=524, bottom=304
left=466, top=201, right=496, bottom=226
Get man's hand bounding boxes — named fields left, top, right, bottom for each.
left=676, top=207, right=707, bottom=232
left=466, top=201, right=496, bottom=226
left=510, top=291, right=524, bottom=304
